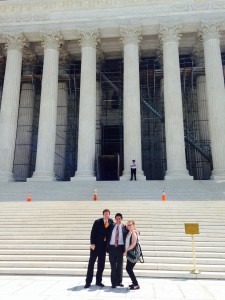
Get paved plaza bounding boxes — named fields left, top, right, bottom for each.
left=0, top=275, right=224, bottom=300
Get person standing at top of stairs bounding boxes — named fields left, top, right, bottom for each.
left=130, top=160, right=137, bottom=181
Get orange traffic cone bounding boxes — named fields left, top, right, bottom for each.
left=93, top=189, right=97, bottom=201
left=161, top=190, right=166, bottom=201
left=27, top=192, right=32, bottom=202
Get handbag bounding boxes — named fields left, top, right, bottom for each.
left=127, top=236, right=144, bottom=263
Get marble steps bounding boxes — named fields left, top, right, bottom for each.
left=1, top=260, right=225, bottom=272
left=1, top=201, right=225, bottom=278
left=0, top=255, right=225, bottom=266
left=0, top=180, right=225, bottom=201
left=0, top=249, right=225, bottom=259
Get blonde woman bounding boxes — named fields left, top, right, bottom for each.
left=124, top=220, right=140, bottom=290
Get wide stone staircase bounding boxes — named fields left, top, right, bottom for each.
left=0, top=180, right=225, bottom=201
left=0, top=199, right=225, bottom=279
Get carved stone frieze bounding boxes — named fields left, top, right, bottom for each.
left=198, top=22, right=222, bottom=43
left=78, top=29, right=100, bottom=49
left=0, top=1, right=225, bottom=26
left=120, top=26, right=142, bottom=46
left=41, top=31, right=64, bottom=51
left=1, top=33, right=29, bottom=53
left=158, top=24, right=182, bottom=44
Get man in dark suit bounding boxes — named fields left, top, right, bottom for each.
left=107, top=213, right=128, bottom=288
left=84, top=209, right=113, bottom=288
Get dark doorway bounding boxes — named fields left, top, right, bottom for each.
left=97, top=155, right=120, bottom=180
left=101, top=125, right=122, bottom=155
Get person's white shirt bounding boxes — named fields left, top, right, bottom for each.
left=110, top=224, right=124, bottom=245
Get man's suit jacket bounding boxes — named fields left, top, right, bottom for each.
left=107, top=223, right=128, bottom=251
left=90, top=218, right=114, bottom=249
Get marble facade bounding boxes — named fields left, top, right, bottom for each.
left=0, top=0, right=225, bottom=181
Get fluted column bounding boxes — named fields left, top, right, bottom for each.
left=71, top=29, right=99, bottom=181
left=54, top=81, right=68, bottom=180
left=120, top=26, right=145, bottom=180
left=193, top=45, right=210, bottom=143
left=29, top=31, right=63, bottom=181
left=193, top=45, right=211, bottom=179
left=199, top=22, right=225, bottom=180
left=0, top=33, right=28, bottom=182
left=13, top=82, right=34, bottom=180
left=159, top=25, right=192, bottom=180
left=54, top=48, right=70, bottom=180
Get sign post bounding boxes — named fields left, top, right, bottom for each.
left=185, top=223, right=200, bottom=274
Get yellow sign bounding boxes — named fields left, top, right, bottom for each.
left=185, top=223, right=199, bottom=235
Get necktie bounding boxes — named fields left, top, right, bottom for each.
left=104, top=220, right=108, bottom=241
left=115, top=225, right=119, bottom=247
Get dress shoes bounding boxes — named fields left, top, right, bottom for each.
left=111, top=285, right=116, bottom=288
left=129, top=284, right=134, bottom=288
left=130, top=285, right=140, bottom=290
left=84, top=284, right=90, bottom=288
left=96, top=282, right=104, bottom=287
left=117, top=283, right=124, bottom=287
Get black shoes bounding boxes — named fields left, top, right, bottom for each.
left=130, top=285, right=140, bottom=290
left=84, top=283, right=90, bottom=288
left=96, top=282, right=105, bottom=287
left=117, top=283, right=124, bottom=287
left=111, top=285, right=116, bottom=288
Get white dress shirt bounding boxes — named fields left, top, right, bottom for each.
left=110, top=224, right=124, bottom=245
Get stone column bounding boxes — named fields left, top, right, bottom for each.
left=193, top=46, right=210, bottom=143
left=199, top=22, right=225, bottom=180
left=54, top=81, right=68, bottom=180
left=54, top=48, right=70, bottom=180
left=71, top=29, right=99, bottom=181
left=159, top=25, right=192, bottom=180
left=13, top=51, right=36, bottom=181
left=0, top=33, right=28, bottom=182
left=13, top=82, right=34, bottom=181
left=120, top=26, right=145, bottom=180
left=29, top=31, right=63, bottom=181
left=193, top=45, right=211, bottom=179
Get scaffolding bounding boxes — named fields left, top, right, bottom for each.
left=12, top=62, right=80, bottom=181
left=1, top=52, right=224, bottom=181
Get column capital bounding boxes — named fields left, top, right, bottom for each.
left=120, top=25, right=142, bottom=46
left=78, top=29, right=100, bottom=49
left=198, top=22, right=222, bottom=43
left=41, top=30, right=64, bottom=51
left=158, top=24, right=182, bottom=44
left=1, top=33, right=29, bottom=53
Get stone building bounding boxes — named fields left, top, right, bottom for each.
left=0, top=0, right=225, bottom=182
